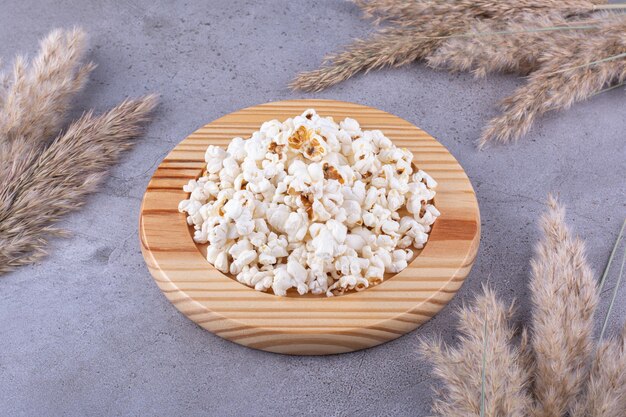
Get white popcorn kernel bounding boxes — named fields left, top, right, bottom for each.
left=222, top=199, right=243, bottom=220
left=397, top=235, right=413, bottom=249
left=363, top=186, right=378, bottom=210
left=327, top=274, right=369, bottom=296
left=287, top=260, right=308, bottom=295
left=340, top=117, right=361, bottom=138
left=228, top=238, right=252, bottom=258
left=205, top=145, right=228, bottom=174
left=362, top=212, right=376, bottom=228
left=388, top=249, right=411, bottom=273
left=227, top=137, right=247, bottom=162
left=249, top=232, right=267, bottom=248
left=206, top=245, right=221, bottom=264
left=207, top=221, right=229, bottom=248
left=342, top=200, right=362, bottom=227
left=310, top=227, right=336, bottom=260
left=419, top=169, right=438, bottom=188
left=214, top=251, right=230, bottom=274
left=268, top=205, right=291, bottom=233
left=345, top=234, right=366, bottom=252
left=426, top=204, right=441, bottom=218
left=230, top=249, right=257, bottom=275
left=406, top=194, right=423, bottom=215
left=326, top=219, right=347, bottom=244
left=308, top=162, right=324, bottom=183
left=311, top=200, right=332, bottom=222
left=381, top=219, right=400, bottom=235
left=272, top=265, right=299, bottom=296
left=258, top=251, right=277, bottom=266
left=284, top=211, right=308, bottom=242
left=387, top=189, right=404, bottom=212
left=252, top=270, right=274, bottom=291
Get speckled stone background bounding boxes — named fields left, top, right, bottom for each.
left=1, top=1, right=625, bottom=416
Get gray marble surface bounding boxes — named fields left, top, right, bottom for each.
left=1, top=1, right=625, bottom=416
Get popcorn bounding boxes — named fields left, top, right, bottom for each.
left=179, top=109, right=439, bottom=296
left=205, top=145, right=227, bottom=174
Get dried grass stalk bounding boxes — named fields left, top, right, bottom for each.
left=480, top=17, right=626, bottom=146
left=571, top=324, right=626, bottom=417
left=423, top=197, right=626, bottom=415
left=420, top=286, right=532, bottom=417
left=293, top=0, right=626, bottom=146
left=426, top=13, right=581, bottom=78
left=290, top=26, right=450, bottom=92
left=0, top=28, right=95, bottom=146
left=0, top=29, right=157, bottom=274
left=0, top=96, right=157, bottom=273
left=292, top=0, right=608, bottom=91
left=354, top=0, right=606, bottom=26
left=528, top=195, right=598, bottom=416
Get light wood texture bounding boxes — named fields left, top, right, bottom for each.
left=139, top=99, right=480, bottom=355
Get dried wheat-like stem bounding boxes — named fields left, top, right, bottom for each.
left=427, top=13, right=593, bottom=78
left=290, top=26, right=450, bottom=92
left=420, top=286, right=532, bottom=417
left=0, top=28, right=94, bottom=146
left=528, top=195, right=598, bottom=417
left=518, top=327, right=536, bottom=393
left=480, top=17, right=626, bottom=146
left=599, top=219, right=626, bottom=291
left=353, top=0, right=607, bottom=26
left=0, top=96, right=157, bottom=273
left=600, top=243, right=626, bottom=340
left=571, top=324, right=626, bottom=417
left=293, top=0, right=609, bottom=92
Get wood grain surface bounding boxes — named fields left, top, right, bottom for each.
left=139, top=99, right=480, bottom=355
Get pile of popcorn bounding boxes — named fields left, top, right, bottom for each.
left=179, top=109, right=439, bottom=296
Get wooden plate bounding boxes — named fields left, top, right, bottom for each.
left=139, top=99, right=480, bottom=355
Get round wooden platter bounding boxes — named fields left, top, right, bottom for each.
left=139, top=99, right=480, bottom=355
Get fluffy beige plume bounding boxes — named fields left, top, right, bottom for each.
left=292, top=0, right=608, bottom=92
left=423, top=197, right=626, bottom=415
left=292, top=0, right=625, bottom=146
left=353, top=0, right=606, bottom=26
left=420, top=286, right=532, bottom=417
left=0, top=29, right=158, bottom=274
left=290, top=26, right=449, bottom=92
left=0, top=28, right=95, bottom=146
left=528, top=195, right=598, bottom=417
left=480, top=17, right=626, bottom=146
left=571, top=325, right=626, bottom=417
left=0, top=96, right=157, bottom=273
left=426, top=13, right=585, bottom=78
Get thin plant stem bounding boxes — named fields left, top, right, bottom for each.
left=545, top=81, right=626, bottom=111
left=591, top=81, right=626, bottom=97
left=480, top=309, right=487, bottom=417
left=419, top=24, right=598, bottom=41
left=593, top=3, right=626, bottom=10
left=547, top=51, right=626, bottom=75
left=599, top=219, right=626, bottom=292
left=600, top=244, right=626, bottom=340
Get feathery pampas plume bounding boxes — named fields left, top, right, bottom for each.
left=0, top=28, right=95, bottom=147
left=420, top=287, right=532, bottom=416
left=0, top=28, right=157, bottom=274
left=291, top=0, right=625, bottom=147
left=529, top=195, right=598, bottom=416
left=426, top=13, right=585, bottom=78
left=479, top=16, right=626, bottom=146
left=421, top=196, right=626, bottom=416
left=354, top=0, right=606, bottom=25
left=570, top=325, right=626, bottom=417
